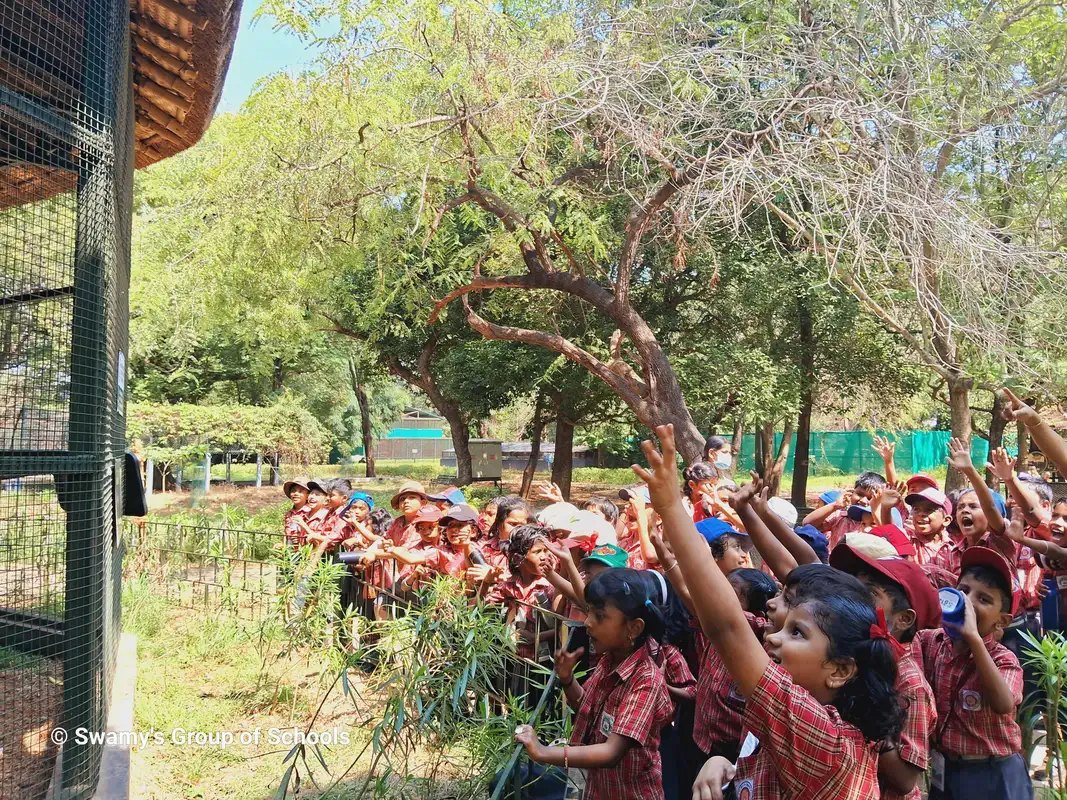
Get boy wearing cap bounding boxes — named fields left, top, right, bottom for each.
left=904, top=486, right=952, bottom=566
left=386, top=480, right=428, bottom=549
left=283, top=479, right=311, bottom=547
left=913, top=547, right=1030, bottom=800
left=830, top=546, right=940, bottom=800
left=388, top=505, right=449, bottom=591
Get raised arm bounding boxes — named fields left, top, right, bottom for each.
left=1002, top=388, right=1067, bottom=479
left=947, top=437, right=1006, bottom=534
left=751, top=487, right=820, bottom=567
left=634, top=426, right=769, bottom=697
left=649, top=528, right=696, bottom=615
left=731, top=477, right=797, bottom=581
left=802, top=490, right=851, bottom=531
left=1006, top=509, right=1067, bottom=562
left=987, top=447, right=1048, bottom=529
left=873, top=435, right=898, bottom=488
left=543, top=540, right=586, bottom=608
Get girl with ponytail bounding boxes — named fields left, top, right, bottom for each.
left=514, top=568, right=675, bottom=800
left=634, top=425, right=904, bottom=800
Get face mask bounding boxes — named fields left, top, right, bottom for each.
left=714, top=453, right=733, bottom=470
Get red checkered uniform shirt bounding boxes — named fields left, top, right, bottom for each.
left=693, top=613, right=769, bottom=754
left=284, top=507, right=309, bottom=547
left=881, top=650, right=936, bottom=800
left=387, top=516, right=421, bottom=549
left=479, top=537, right=511, bottom=578
left=732, top=660, right=879, bottom=800
left=396, top=539, right=449, bottom=588
left=616, top=528, right=646, bottom=571
left=825, top=509, right=863, bottom=551
left=927, top=531, right=1019, bottom=579
left=902, top=521, right=947, bottom=568
left=912, top=628, right=1023, bottom=757
left=650, top=641, right=695, bottom=711
left=570, top=643, right=674, bottom=800
left=486, top=576, right=555, bottom=660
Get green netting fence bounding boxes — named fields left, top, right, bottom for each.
left=734, top=430, right=993, bottom=477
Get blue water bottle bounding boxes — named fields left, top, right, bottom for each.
left=939, top=587, right=966, bottom=639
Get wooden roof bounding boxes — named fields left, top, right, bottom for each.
left=1, top=0, right=242, bottom=208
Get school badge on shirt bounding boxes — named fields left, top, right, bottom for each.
left=735, top=778, right=754, bottom=800
left=599, top=713, right=614, bottom=737
left=961, top=689, right=983, bottom=711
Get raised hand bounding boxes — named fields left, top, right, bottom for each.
left=729, top=471, right=762, bottom=510
left=627, top=488, right=648, bottom=517
left=1005, top=506, right=1027, bottom=543
left=872, top=435, right=896, bottom=463
left=751, top=485, right=773, bottom=516
left=544, top=538, right=574, bottom=566
left=1000, top=388, right=1041, bottom=427
left=631, top=425, right=682, bottom=511
left=537, top=482, right=565, bottom=504
left=986, top=447, right=1017, bottom=482
left=554, top=645, right=585, bottom=684
left=946, top=437, right=974, bottom=473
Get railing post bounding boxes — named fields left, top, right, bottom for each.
left=255, top=454, right=263, bottom=488
left=144, top=458, right=153, bottom=498
left=203, top=452, right=211, bottom=494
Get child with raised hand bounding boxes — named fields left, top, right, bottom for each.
left=928, top=438, right=1017, bottom=584
left=513, top=568, right=674, bottom=800
left=802, top=471, right=888, bottom=550
left=912, top=547, right=1030, bottom=800
left=829, top=545, right=941, bottom=800
left=617, top=486, right=658, bottom=569
left=636, top=425, right=904, bottom=800
left=1001, top=388, right=1067, bottom=478
left=903, top=484, right=952, bottom=566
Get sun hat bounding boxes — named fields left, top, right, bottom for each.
left=905, top=487, right=951, bottom=516
left=847, top=504, right=874, bottom=522
left=819, top=489, right=842, bottom=505
left=695, top=517, right=748, bottom=546
left=560, top=510, right=618, bottom=553
left=868, top=524, right=916, bottom=558
left=390, top=480, right=428, bottom=510
left=795, top=525, right=830, bottom=563
left=414, top=505, right=443, bottom=525
left=442, top=504, right=479, bottom=525
left=906, top=473, right=940, bottom=492
left=282, top=478, right=310, bottom=499
left=536, top=502, right=583, bottom=531
left=842, top=532, right=899, bottom=560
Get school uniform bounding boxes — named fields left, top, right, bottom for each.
left=570, top=643, right=674, bottom=800
left=882, top=650, right=937, bottom=800
left=824, top=509, right=863, bottom=551
left=731, top=660, right=880, bottom=800
left=386, top=515, right=421, bottom=549
left=902, top=522, right=947, bottom=567
left=396, top=539, right=449, bottom=590
left=616, top=528, right=646, bottom=571
left=927, top=531, right=1019, bottom=578
left=693, top=612, right=769, bottom=762
left=486, top=576, right=556, bottom=660
left=649, top=641, right=695, bottom=800
left=479, top=537, right=511, bottom=578
left=284, top=506, right=310, bottom=547
left=912, top=628, right=1031, bottom=800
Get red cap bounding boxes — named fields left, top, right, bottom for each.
left=869, top=524, right=916, bottom=558
left=960, top=546, right=1018, bottom=615
left=414, top=505, right=443, bottom=524
left=830, top=544, right=942, bottom=630
left=906, top=473, right=940, bottom=492
left=905, top=487, right=952, bottom=516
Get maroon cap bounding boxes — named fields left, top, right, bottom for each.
left=869, top=524, right=915, bottom=558
left=906, top=487, right=952, bottom=516
left=830, top=544, right=942, bottom=630
left=906, top=473, right=940, bottom=492
left=414, top=505, right=443, bottom=524
left=960, top=546, right=1018, bottom=615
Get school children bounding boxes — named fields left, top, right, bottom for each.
left=438, top=504, right=483, bottom=578
left=616, top=486, right=658, bottom=569
left=472, top=495, right=530, bottom=588
left=904, top=485, right=952, bottom=565
left=486, top=525, right=558, bottom=661
left=583, top=496, right=620, bottom=526
left=637, top=424, right=904, bottom=799
left=387, top=505, right=449, bottom=591
left=829, top=545, right=941, bottom=800
left=514, top=568, right=674, bottom=800
left=913, top=547, right=1031, bottom=800
left=386, top=480, right=427, bottom=549
left=802, top=470, right=888, bottom=549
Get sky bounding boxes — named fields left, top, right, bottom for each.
left=216, top=0, right=326, bottom=114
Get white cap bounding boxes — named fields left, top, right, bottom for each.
left=535, top=502, right=582, bottom=532
left=767, top=496, right=798, bottom=527
left=568, top=510, right=618, bottom=547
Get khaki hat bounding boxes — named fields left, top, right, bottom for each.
left=390, top=480, right=428, bottom=510
left=282, top=478, right=309, bottom=498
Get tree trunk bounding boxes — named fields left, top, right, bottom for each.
left=272, top=357, right=285, bottom=393
left=441, top=407, right=473, bottom=486
left=754, top=426, right=766, bottom=478
left=356, top=384, right=376, bottom=479
left=731, top=421, right=744, bottom=457
left=945, top=375, right=974, bottom=492
left=519, top=397, right=547, bottom=499
left=551, top=417, right=575, bottom=501
left=792, top=290, right=815, bottom=509
left=766, top=420, right=795, bottom=497
left=984, top=392, right=1008, bottom=489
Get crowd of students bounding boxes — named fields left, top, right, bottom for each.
left=280, top=388, right=1067, bottom=800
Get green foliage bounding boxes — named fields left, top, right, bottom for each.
left=128, top=398, right=332, bottom=468
left=1022, top=630, right=1067, bottom=796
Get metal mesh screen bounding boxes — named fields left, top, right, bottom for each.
left=1, top=0, right=132, bottom=797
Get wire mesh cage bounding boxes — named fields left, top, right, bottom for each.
left=1, top=0, right=134, bottom=796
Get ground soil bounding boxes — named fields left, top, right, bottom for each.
left=0, top=663, right=62, bottom=800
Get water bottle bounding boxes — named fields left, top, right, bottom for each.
left=336, top=550, right=367, bottom=564
left=939, top=587, right=966, bottom=639
left=467, top=549, right=488, bottom=567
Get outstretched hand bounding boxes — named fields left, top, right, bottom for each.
left=553, top=646, right=585, bottom=684
left=631, top=425, right=682, bottom=511
left=1000, top=388, right=1041, bottom=427
left=729, top=471, right=762, bottom=510
left=946, top=437, right=974, bottom=473
left=986, top=447, right=1017, bottom=482
left=537, top=482, right=565, bottom=504
left=1005, top=507, right=1027, bottom=544
left=872, top=435, right=896, bottom=463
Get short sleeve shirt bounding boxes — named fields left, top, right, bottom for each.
left=912, top=628, right=1023, bottom=758
left=387, top=516, right=421, bottom=549
left=570, top=644, right=674, bottom=800
left=882, top=651, right=937, bottom=800
left=733, top=660, right=879, bottom=800
left=284, top=507, right=309, bottom=546
left=396, top=539, right=449, bottom=587
left=825, top=509, right=863, bottom=551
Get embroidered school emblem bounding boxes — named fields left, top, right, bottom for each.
left=726, top=682, right=744, bottom=702
left=599, top=713, right=614, bottom=737
left=961, top=689, right=983, bottom=712
left=736, top=779, right=754, bottom=800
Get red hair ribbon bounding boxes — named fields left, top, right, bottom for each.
left=578, top=535, right=598, bottom=555
left=870, top=607, right=905, bottom=658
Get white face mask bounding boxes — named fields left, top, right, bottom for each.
left=714, top=453, right=733, bottom=470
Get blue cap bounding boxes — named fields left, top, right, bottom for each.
left=991, top=491, right=1008, bottom=519
left=343, top=491, right=374, bottom=513
left=795, top=524, right=830, bottom=563
left=820, top=490, right=842, bottom=505
left=846, top=504, right=873, bottom=522
left=695, top=517, right=747, bottom=545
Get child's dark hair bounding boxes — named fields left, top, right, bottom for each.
left=856, top=569, right=917, bottom=643
left=369, top=508, right=392, bottom=537
left=727, top=568, right=779, bottom=616
left=960, top=565, right=1013, bottom=613
left=704, top=435, right=729, bottom=457
left=640, top=569, right=692, bottom=648
left=785, top=567, right=904, bottom=742
left=585, top=568, right=666, bottom=646
left=488, top=495, right=530, bottom=540
left=855, top=472, right=887, bottom=494
left=583, top=496, right=619, bottom=524
left=505, top=524, right=548, bottom=574
left=711, top=533, right=746, bottom=561
left=683, top=462, right=718, bottom=499
left=329, top=478, right=353, bottom=495
left=1020, top=476, right=1054, bottom=506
